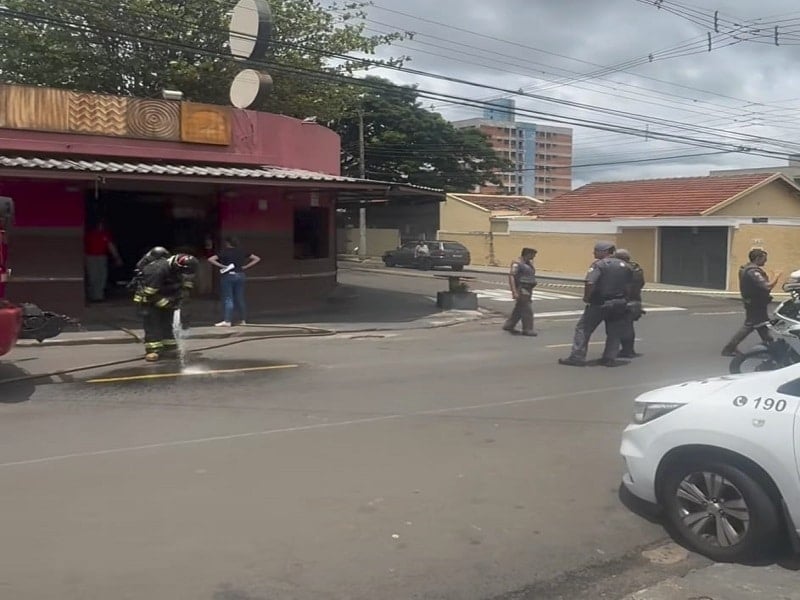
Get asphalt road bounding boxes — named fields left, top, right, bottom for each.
left=0, top=269, right=768, bottom=600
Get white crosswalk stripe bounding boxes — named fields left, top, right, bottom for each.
left=474, top=288, right=579, bottom=302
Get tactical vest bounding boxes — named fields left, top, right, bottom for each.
left=595, top=257, right=631, bottom=301
left=513, top=259, right=537, bottom=290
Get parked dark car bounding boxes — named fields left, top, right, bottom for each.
left=382, top=240, right=471, bottom=271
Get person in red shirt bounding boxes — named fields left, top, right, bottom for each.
left=84, top=221, right=122, bottom=302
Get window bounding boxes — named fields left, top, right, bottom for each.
left=294, top=207, right=330, bottom=259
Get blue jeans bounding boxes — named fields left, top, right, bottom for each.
left=221, top=272, right=247, bottom=323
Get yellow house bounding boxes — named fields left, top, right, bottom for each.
left=439, top=193, right=544, bottom=266
left=440, top=173, right=800, bottom=291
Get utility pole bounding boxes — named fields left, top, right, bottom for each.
left=357, top=108, right=367, bottom=260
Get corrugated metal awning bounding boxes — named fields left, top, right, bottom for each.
left=0, top=155, right=444, bottom=204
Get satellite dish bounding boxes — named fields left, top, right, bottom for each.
left=230, top=69, right=274, bottom=109
left=229, top=0, right=273, bottom=62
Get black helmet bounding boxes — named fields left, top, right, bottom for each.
left=135, top=246, right=171, bottom=270
left=170, top=253, right=199, bottom=274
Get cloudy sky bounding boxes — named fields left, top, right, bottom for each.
left=344, top=0, right=800, bottom=186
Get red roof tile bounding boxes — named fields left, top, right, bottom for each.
left=454, top=194, right=543, bottom=215
left=538, top=173, right=785, bottom=220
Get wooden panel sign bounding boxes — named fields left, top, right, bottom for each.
left=69, top=92, right=129, bottom=136
left=0, top=84, right=232, bottom=146
left=4, top=85, right=70, bottom=132
left=180, top=102, right=231, bottom=146
left=127, top=98, right=181, bottom=140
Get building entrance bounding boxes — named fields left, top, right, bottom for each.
left=85, top=189, right=218, bottom=300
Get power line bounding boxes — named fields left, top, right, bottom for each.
left=1, top=3, right=798, bottom=165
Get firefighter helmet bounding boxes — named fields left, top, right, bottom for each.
left=170, top=253, right=199, bottom=274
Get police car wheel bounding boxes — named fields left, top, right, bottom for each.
left=384, top=257, right=395, bottom=267
left=660, top=459, right=780, bottom=562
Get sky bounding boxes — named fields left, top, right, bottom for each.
left=344, top=0, right=800, bottom=187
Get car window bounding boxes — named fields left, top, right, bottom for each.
left=777, top=378, right=800, bottom=397
left=443, top=243, right=466, bottom=251
left=401, top=243, right=417, bottom=250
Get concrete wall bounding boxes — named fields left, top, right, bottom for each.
left=494, top=233, right=613, bottom=275
left=441, top=230, right=619, bottom=275
left=714, top=180, right=800, bottom=217
left=2, top=179, right=85, bottom=317
left=337, top=228, right=400, bottom=257
left=617, top=228, right=656, bottom=281
left=439, top=198, right=490, bottom=233
left=0, top=109, right=341, bottom=174
left=729, top=223, right=800, bottom=292
left=437, top=232, right=493, bottom=266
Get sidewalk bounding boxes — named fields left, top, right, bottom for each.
left=623, top=562, right=800, bottom=599
left=339, top=256, right=761, bottom=298
left=15, top=277, right=489, bottom=349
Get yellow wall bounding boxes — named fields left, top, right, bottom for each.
left=337, top=228, right=400, bottom=257
left=617, top=228, right=656, bottom=280
left=493, top=233, right=618, bottom=275
left=439, top=197, right=491, bottom=233
left=728, top=224, right=800, bottom=291
left=438, top=232, right=494, bottom=266
left=714, top=180, right=800, bottom=217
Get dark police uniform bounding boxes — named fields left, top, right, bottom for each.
left=620, top=260, right=645, bottom=356
left=721, top=262, right=773, bottom=354
left=503, top=256, right=537, bottom=335
left=562, top=255, right=632, bottom=365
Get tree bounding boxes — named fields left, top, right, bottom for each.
left=331, top=78, right=512, bottom=191
left=0, top=0, right=404, bottom=121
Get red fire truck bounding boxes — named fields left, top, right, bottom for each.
left=0, top=197, right=72, bottom=357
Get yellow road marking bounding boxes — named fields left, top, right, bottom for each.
left=87, top=364, right=299, bottom=384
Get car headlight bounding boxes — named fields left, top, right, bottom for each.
left=633, top=401, right=685, bottom=424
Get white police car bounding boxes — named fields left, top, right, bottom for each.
left=620, top=365, right=800, bottom=562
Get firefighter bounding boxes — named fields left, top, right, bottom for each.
left=129, top=246, right=170, bottom=294
left=133, top=252, right=198, bottom=362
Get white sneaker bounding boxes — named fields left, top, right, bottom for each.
left=215, top=321, right=232, bottom=327
left=239, top=321, right=247, bottom=326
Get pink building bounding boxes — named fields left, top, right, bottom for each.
left=0, top=84, right=439, bottom=316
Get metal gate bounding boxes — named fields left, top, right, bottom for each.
left=659, top=227, right=728, bottom=290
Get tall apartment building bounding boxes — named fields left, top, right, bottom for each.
left=452, top=99, right=573, bottom=200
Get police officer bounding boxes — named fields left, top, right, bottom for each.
left=133, top=252, right=198, bottom=362
left=503, top=247, right=538, bottom=336
left=615, top=248, right=645, bottom=358
left=721, top=248, right=782, bottom=357
left=559, top=241, right=632, bottom=367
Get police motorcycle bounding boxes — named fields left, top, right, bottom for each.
left=729, top=269, right=800, bottom=374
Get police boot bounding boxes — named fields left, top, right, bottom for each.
left=721, top=326, right=750, bottom=357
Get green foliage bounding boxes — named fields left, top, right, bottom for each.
left=0, top=0, right=404, bottom=121
left=331, top=77, right=512, bottom=191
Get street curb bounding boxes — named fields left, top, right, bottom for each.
left=341, top=263, right=767, bottom=299
left=14, top=311, right=490, bottom=348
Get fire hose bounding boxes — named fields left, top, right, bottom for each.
left=0, top=325, right=337, bottom=386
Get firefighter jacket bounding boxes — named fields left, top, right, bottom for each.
left=132, top=258, right=194, bottom=309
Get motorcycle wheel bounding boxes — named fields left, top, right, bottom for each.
left=729, top=350, right=780, bottom=374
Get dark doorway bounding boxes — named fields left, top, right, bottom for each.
left=659, top=226, right=728, bottom=290
left=85, top=190, right=218, bottom=299
left=294, top=207, right=330, bottom=259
